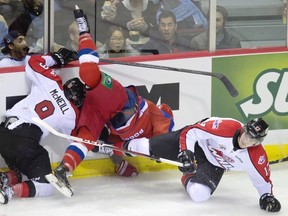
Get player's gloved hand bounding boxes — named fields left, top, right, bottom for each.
left=51, top=48, right=78, bottom=68
left=115, top=160, right=138, bottom=177
left=259, top=193, right=281, bottom=212
left=178, top=150, right=196, bottom=174
left=92, top=125, right=110, bottom=153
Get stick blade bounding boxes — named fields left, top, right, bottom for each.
left=217, top=75, right=239, bottom=97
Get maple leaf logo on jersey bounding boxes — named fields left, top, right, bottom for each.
left=208, top=145, right=235, bottom=170
left=258, top=155, right=266, bottom=165
left=50, top=70, right=57, bottom=76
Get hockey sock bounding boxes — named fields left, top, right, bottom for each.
left=12, top=181, right=35, bottom=197
left=62, top=142, right=88, bottom=172
left=78, top=33, right=101, bottom=88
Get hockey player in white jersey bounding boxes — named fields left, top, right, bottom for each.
left=0, top=48, right=82, bottom=204
left=114, top=117, right=281, bottom=212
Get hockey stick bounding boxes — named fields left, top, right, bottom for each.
left=32, top=117, right=183, bottom=167
left=100, top=59, right=239, bottom=97
left=269, top=156, right=288, bottom=165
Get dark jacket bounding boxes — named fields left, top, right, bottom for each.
left=141, top=30, right=192, bottom=55
left=191, top=29, right=241, bottom=51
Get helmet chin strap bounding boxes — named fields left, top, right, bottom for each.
left=232, top=130, right=242, bottom=151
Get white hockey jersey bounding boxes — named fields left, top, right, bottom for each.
left=180, top=117, right=274, bottom=197
left=0, top=55, right=30, bottom=67
left=5, top=55, right=79, bottom=139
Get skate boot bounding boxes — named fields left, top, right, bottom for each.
left=0, top=186, right=13, bottom=204
left=0, top=173, right=13, bottom=204
left=74, top=5, right=90, bottom=35
left=0, top=170, right=22, bottom=187
left=45, top=162, right=73, bottom=197
left=0, top=172, right=9, bottom=188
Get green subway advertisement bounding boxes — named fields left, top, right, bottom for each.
left=212, top=53, right=288, bottom=129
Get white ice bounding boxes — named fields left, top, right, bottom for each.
left=1, top=162, right=287, bottom=216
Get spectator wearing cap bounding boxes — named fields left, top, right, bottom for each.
left=0, top=30, right=30, bottom=67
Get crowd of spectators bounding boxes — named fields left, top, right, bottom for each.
left=0, top=0, right=243, bottom=67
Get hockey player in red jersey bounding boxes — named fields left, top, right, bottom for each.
left=45, top=5, right=174, bottom=197
left=0, top=48, right=81, bottom=204
left=102, top=91, right=174, bottom=176
left=116, top=117, right=281, bottom=212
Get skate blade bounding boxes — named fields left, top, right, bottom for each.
left=45, top=174, right=73, bottom=198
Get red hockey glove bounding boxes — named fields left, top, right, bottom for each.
left=115, top=160, right=138, bottom=177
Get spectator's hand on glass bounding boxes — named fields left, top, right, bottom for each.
left=101, top=0, right=119, bottom=21
left=127, top=18, right=147, bottom=32
left=0, top=0, right=10, bottom=4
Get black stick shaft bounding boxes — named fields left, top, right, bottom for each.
left=100, top=59, right=239, bottom=97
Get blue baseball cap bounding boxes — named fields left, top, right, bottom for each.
left=1, top=30, right=24, bottom=54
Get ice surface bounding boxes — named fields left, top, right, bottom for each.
left=1, top=162, right=287, bottom=216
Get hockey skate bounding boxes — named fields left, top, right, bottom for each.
left=0, top=173, right=13, bottom=204
left=45, top=162, right=73, bottom=197
left=74, top=5, right=90, bottom=35
left=0, top=172, right=9, bottom=188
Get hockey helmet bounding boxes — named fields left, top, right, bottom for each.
left=64, top=78, right=86, bottom=108
left=242, top=118, right=269, bottom=145
left=109, top=88, right=137, bottom=128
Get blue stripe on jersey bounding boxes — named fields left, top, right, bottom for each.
left=160, top=110, right=174, bottom=131
left=67, top=145, right=85, bottom=160
left=139, top=97, right=145, bottom=109
left=78, top=48, right=99, bottom=58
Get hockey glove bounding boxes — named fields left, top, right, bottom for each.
left=115, top=160, right=138, bottom=177
left=178, top=150, right=196, bottom=174
left=51, top=48, right=78, bottom=68
left=259, top=193, right=281, bottom=212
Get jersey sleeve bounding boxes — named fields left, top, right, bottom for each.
left=245, top=145, right=274, bottom=196
left=179, top=117, right=242, bottom=151
left=25, top=55, right=62, bottom=86
left=147, top=100, right=174, bottom=136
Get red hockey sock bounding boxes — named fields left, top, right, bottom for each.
left=62, top=141, right=90, bottom=172
left=79, top=33, right=96, bottom=50
left=62, top=150, right=83, bottom=172
left=79, top=62, right=101, bottom=88
left=12, top=182, right=30, bottom=197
